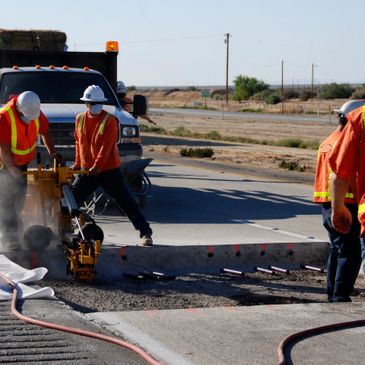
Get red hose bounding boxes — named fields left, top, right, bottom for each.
left=277, top=317, right=365, bottom=365
left=1, top=274, right=163, bottom=365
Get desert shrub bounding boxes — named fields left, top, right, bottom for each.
left=173, top=125, right=191, bottom=137
left=233, top=75, right=269, bottom=102
left=351, top=86, right=365, bottom=99
left=318, top=83, right=354, bottom=99
left=211, top=89, right=226, bottom=100
left=203, top=130, right=221, bottom=140
left=251, top=89, right=273, bottom=101
left=127, top=85, right=136, bottom=91
left=283, top=88, right=300, bottom=100
left=180, top=147, right=214, bottom=158
left=299, top=88, right=316, bottom=101
left=275, top=138, right=319, bottom=150
left=140, top=124, right=167, bottom=134
left=265, top=93, right=281, bottom=105
left=279, top=160, right=307, bottom=172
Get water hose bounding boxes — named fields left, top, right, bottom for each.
left=1, top=273, right=163, bottom=365
left=277, top=316, right=365, bottom=364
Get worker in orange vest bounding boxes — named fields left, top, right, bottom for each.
left=314, top=100, right=363, bottom=302
left=71, top=85, right=153, bottom=246
left=0, top=91, right=59, bottom=250
left=330, top=100, right=365, bottom=286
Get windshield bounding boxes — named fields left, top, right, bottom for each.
left=0, top=71, right=119, bottom=105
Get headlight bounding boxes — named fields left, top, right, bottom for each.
left=122, top=126, right=137, bottom=137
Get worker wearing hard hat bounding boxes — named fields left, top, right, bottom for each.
left=71, top=85, right=153, bottom=246
left=0, top=91, right=59, bottom=250
left=313, top=100, right=363, bottom=302
left=117, top=81, right=157, bottom=125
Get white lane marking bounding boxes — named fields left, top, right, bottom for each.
left=231, top=220, right=322, bottom=241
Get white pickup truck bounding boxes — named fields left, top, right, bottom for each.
left=0, top=65, right=142, bottom=166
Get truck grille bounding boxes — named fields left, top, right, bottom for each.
left=41, top=122, right=75, bottom=147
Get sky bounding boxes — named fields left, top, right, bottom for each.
left=2, top=0, right=365, bottom=87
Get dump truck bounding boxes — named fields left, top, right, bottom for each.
left=0, top=29, right=145, bottom=165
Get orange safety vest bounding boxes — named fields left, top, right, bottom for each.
left=0, top=100, right=40, bottom=166
left=357, top=106, right=365, bottom=219
left=75, top=111, right=120, bottom=171
left=313, top=128, right=355, bottom=204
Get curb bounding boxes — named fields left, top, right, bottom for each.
left=9, top=240, right=328, bottom=280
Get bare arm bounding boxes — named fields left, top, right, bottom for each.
left=330, top=173, right=352, bottom=233
left=40, top=128, right=57, bottom=157
left=140, top=114, right=157, bottom=125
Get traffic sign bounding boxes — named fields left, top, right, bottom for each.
left=201, top=90, right=210, bottom=97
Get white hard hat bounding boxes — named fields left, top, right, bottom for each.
left=334, top=100, right=365, bottom=115
left=17, top=91, right=41, bottom=122
left=80, top=85, right=108, bottom=102
left=117, top=81, right=127, bottom=94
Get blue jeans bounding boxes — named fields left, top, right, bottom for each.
left=322, top=203, right=361, bottom=302
left=72, top=168, right=152, bottom=237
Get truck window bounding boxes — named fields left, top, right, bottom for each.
left=0, top=71, right=118, bottom=105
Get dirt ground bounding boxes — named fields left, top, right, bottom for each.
left=142, top=110, right=335, bottom=176
left=43, top=270, right=365, bottom=313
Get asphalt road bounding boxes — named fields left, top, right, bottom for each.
left=94, top=155, right=326, bottom=248
left=150, top=107, right=332, bottom=123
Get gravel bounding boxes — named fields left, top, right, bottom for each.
left=41, top=270, right=365, bottom=313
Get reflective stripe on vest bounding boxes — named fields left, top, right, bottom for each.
left=313, top=165, right=354, bottom=201
left=4, top=107, right=39, bottom=156
left=77, top=112, right=109, bottom=136
left=313, top=191, right=354, bottom=200
left=356, top=107, right=365, bottom=213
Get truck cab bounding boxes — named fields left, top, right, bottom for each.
left=0, top=65, right=142, bottom=165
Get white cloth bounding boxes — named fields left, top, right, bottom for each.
left=0, top=255, right=54, bottom=300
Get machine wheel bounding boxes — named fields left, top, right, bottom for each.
left=24, top=225, right=53, bottom=251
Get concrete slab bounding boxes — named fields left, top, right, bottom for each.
left=88, top=303, right=365, bottom=365
left=94, top=161, right=328, bottom=247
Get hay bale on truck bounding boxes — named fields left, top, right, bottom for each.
left=0, top=29, right=66, bottom=51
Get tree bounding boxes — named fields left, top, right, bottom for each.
left=233, top=75, right=269, bottom=102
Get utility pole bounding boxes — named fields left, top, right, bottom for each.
left=311, top=63, right=315, bottom=101
left=224, top=33, right=230, bottom=106
left=281, top=60, right=284, bottom=113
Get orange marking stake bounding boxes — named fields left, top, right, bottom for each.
left=260, top=243, right=267, bottom=256
left=287, top=243, right=294, bottom=256
left=119, top=247, right=127, bottom=261
left=234, top=244, right=241, bottom=256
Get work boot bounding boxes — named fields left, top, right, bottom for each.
left=140, top=235, right=153, bottom=246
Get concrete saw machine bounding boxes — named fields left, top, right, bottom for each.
left=23, top=157, right=104, bottom=281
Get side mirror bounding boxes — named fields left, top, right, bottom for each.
left=133, top=95, right=148, bottom=116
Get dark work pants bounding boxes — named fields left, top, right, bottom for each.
left=72, top=168, right=152, bottom=237
left=322, top=203, right=361, bottom=302
left=0, top=165, right=28, bottom=245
